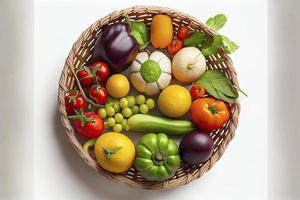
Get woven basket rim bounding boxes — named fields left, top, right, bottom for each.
left=58, top=5, right=241, bottom=190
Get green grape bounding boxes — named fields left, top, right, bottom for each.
left=126, top=96, right=136, bottom=107
left=104, top=120, right=110, bottom=128
left=114, top=113, right=124, bottom=123
left=107, top=117, right=115, bottom=127
left=139, top=104, right=149, bottom=114
left=146, top=98, right=155, bottom=109
left=113, top=124, right=123, bottom=132
left=121, top=119, right=129, bottom=130
left=97, top=108, right=107, bottom=118
left=106, top=106, right=115, bottom=117
left=122, top=107, right=132, bottom=118
left=119, top=98, right=128, bottom=108
left=105, top=103, right=112, bottom=109
left=136, top=95, right=146, bottom=105
left=112, top=102, right=120, bottom=112
left=131, top=105, right=139, bottom=115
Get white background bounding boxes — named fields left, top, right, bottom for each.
left=0, top=0, right=274, bottom=199
left=34, top=0, right=267, bottom=200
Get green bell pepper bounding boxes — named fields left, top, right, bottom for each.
left=134, top=133, right=181, bottom=181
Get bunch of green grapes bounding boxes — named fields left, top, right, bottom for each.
left=97, top=95, right=155, bottom=132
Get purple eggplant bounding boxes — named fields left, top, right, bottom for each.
left=91, top=22, right=140, bottom=73
left=179, top=131, right=214, bottom=165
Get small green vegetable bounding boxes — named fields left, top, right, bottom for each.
left=128, top=114, right=196, bottom=135
left=196, top=69, right=239, bottom=103
left=206, top=14, right=227, bottom=30
left=134, top=133, right=180, bottom=181
left=125, top=15, right=150, bottom=48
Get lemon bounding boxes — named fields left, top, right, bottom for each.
left=106, top=74, right=130, bottom=98
left=158, top=85, right=191, bottom=118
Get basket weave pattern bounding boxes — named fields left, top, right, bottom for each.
left=58, top=6, right=240, bottom=190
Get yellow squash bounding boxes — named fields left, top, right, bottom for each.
left=94, top=132, right=135, bottom=173
left=150, top=14, right=173, bottom=48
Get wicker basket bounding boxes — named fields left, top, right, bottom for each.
left=58, top=6, right=240, bottom=190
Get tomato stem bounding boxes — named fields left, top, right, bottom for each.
left=72, top=66, right=103, bottom=108
left=68, top=109, right=94, bottom=127
left=209, top=106, right=218, bottom=114
left=103, top=147, right=122, bottom=159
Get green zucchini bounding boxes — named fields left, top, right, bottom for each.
left=127, top=114, right=196, bottom=135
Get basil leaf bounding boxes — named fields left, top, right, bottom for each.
left=201, top=35, right=223, bottom=56
left=221, top=35, right=239, bottom=54
left=200, top=82, right=219, bottom=98
left=183, top=32, right=206, bottom=47
left=206, top=14, right=227, bottom=30
left=215, top=90, right=236, bottom=104
left=197, top=69, right=239, bottom=103
left=202, top=37, right=213, bottom=49
left=211, top=80, right=238, bottom=98
left=198, top=69, right=225, bottom=81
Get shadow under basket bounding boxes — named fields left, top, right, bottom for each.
left=58, top=6, right=241, bottom=190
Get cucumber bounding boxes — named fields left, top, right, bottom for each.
left=127, top=114, right=196, bottom=135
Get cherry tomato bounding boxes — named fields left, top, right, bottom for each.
left=190, top=84, right=206, bottom=99
left=74, top=112, right=104, bottom=139
left=91, top=62, right=110, bottom=84
left=168, top=39, right=183, bottom=55
left=65, top=92, right=86, bottom=115
left=76, top=68, right=93, bottom=87
left=89, top=85, right=108, bottom=105
left=177, top=26, right=190, bottom=40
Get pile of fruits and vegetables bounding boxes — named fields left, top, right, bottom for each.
left=65, top=13, right=243, bottom=182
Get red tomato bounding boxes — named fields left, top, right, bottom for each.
left=91, top=62, right=110, bottom=84
left=76, top=68, right=93, bottom=87
left=190, top=84, right=206, bottom=99
left=65, top=92, right=86, bottom=115
left=89, top=85, right=108, bottom=105
left=177, top=26, right=190, bottom=40
left=168, top=39, right=183, bottom=55
left=190, top=98, right=230, bottom=132
left=74, top=112, right=104, bottom=139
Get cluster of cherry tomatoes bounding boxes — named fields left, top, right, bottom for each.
left=65, top=61, right=110, bottom=139
left=167, top=26, right=190, bottom=55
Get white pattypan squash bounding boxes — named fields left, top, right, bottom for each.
left=130, top=51, right=172, bottom=95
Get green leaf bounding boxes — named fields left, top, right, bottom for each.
left=125, top=15, right=149, bottom=48
left=211, top=80, right=238, bottom=98
left=198, top=69, right=225, bottom=81
left=201, top=35, right=223, bottom=56
left=200, top=82, right=219, bottom=98
left=202, top=37, right=213, bottom=49
left=197, top=70, right=239, bottom=104
left=221, top=35, right=239, bottom=54
left=183, top=32, right=206, bottom=47
left=215, top=90, right=236, bottom=104
left=206, top=14, right=227, bottom=30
